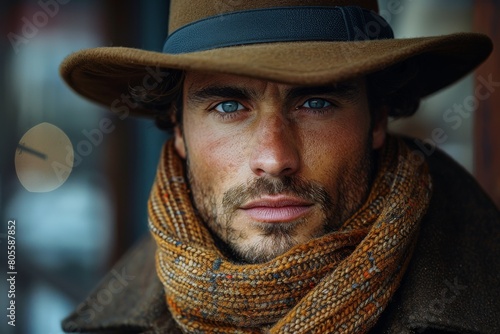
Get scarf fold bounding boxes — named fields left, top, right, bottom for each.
left=148, top=136, right=432, bottom=333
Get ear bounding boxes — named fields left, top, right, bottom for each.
left=174, top=125, right=186, bottom=158
left=372, top=106, right=388, bottom=150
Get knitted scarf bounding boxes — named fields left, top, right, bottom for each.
left=149, top=136, right=432, bottom=333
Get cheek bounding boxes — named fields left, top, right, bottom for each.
left=335, top=107, right=372, bottom=157
left=184, top=122, right=246, bottom=195
left=300, top=114, right=370, bottom=178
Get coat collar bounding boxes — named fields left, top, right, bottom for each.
left=62, top=140, right=500, bottom=334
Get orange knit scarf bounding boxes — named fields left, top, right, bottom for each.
left=148, top=137, right=432, bottom=333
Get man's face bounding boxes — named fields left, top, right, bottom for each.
left=174, top=72, right=386, bottom=263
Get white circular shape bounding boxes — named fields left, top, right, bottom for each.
left=15, top=122, right=74, bottom=192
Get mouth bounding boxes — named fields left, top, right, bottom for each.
left=239, top=195, right=314, bottom=222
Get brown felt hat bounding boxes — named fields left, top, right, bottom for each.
left=60, top=0, right=493, bottom=117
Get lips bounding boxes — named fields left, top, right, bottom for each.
left=240, top=195, right=313, bottom=222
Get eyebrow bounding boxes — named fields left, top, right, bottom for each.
left=187, top=86, right=256, bottom=105
left=285, top=83, right=360, bottom=102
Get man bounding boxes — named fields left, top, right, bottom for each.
left=60, top=0, right=500, bottom=333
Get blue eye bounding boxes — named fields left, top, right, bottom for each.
left=214, top=101, right=245, bottom=113
left=302, top=98, right=331, bottom=109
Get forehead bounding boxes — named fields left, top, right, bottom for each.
left=183, top=71, right=366, bottom=97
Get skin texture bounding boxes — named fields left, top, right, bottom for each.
left=174, top=72, right=387, bottom=263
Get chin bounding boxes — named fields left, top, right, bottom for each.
left=234, top=237, right=297, bottom=264
left=231, top=220, right=321, bottom=264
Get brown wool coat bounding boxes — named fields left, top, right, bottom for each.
left=62, top=140, right=500, bottom=334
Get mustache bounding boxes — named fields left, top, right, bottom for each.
left=221, top=176, right=333, bottom=210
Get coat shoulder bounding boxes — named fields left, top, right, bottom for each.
left=371, top=138, right=500, bottom=334
left=61, top=235, right=179, bottom=333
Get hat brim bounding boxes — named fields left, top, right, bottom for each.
left=60, top=32, right=492, bottom=117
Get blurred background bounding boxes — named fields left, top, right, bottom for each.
left=0, top=0, right=498, bottom=333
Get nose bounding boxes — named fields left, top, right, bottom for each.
left=249, top=113, right=300, bottom=177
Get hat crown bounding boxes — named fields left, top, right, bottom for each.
left=168, top=0, right=379, bottom=34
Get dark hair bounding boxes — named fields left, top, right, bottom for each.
left=130, top=60, right=422, bottom=131
left=129, top=69, right=185, bottom=132
left=366, top=58, right=422, bottom=118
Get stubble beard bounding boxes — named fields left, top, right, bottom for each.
left=186, top=143, right=374, bottom=264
